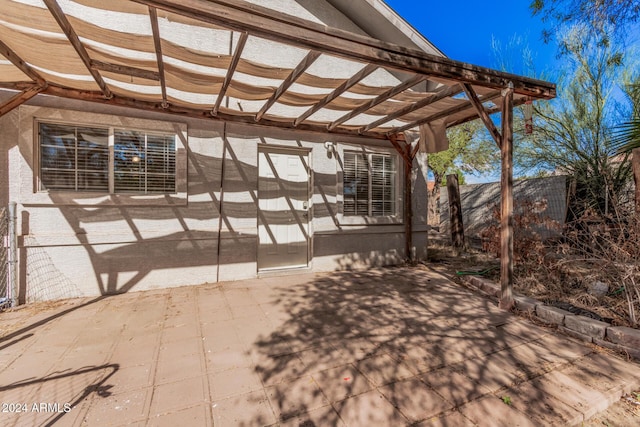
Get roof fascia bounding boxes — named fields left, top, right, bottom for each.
left=326, top=0, right=445, bottom=56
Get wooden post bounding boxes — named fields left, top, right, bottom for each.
left=446, top=174, right=465, bottom=250
left=389, top=133, right=414, bottom=261
left=405, top=143, right=413, bottom=261
left=499, top=85, right=515, bottom=310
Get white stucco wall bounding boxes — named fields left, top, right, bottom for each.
left=1, top=102, right=429, bottom=301
left=0, top=0, right=431, bottom=301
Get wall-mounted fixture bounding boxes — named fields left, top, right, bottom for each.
left=324, top=141, right=335, bottom=158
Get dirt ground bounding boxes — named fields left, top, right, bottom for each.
left=583, top=395, right=640, bottom=426
left=424, top=242, right=640, bottom=426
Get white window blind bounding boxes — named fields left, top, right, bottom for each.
left=39, top=123, right=109, bottom=192
left=343, top=151, right=396, bottom=217
left=39, top=122, right=176, bottom=194
left=114, top=130, right=176, bottom=193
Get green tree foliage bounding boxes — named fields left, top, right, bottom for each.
left=426, top=121, right=497, bottom=224
left=519, top=27, right=634, bottom=216
left=612, top=81, right=640, bottom=153
left=530, top=0, right=640, bottom=45
left=428, top=121, right=496, bottom=187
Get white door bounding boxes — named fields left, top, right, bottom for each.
left=258, top=147, right=310, bottom=270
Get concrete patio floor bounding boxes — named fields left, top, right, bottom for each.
left=1, top=266, right=639, bottom=426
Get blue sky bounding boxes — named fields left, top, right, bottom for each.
left=385, top=1, right=559, bottom=183
left=385, top=0, right=558, bottom=72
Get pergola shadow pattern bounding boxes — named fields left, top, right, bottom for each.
left=0, top=266, right=638, bottom=426
left=0, top=0, right=558, bottom=306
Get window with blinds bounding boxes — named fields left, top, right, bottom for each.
left=39, top=122, right=176, bottom=194
left=343, top=151, right=397, bottom=217
left=114, top=130, right=175, bottom=193
left=39, top=123, right=109, bottom=192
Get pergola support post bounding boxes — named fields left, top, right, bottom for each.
left=389, top=133, right=414, bottom=261
left=404, top=143, right=413, bottom=261
left=446, top=173, right=465, bottom=251
left=499, top=85, right=514, bottom=310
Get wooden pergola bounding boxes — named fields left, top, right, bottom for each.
left=0, top=0, right=555, bottom=309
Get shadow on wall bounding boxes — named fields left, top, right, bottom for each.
left=18, top=135, right=406, bottom=301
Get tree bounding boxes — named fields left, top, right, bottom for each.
left=612, top=81, right=640, bottom=213
left=612, top=81, right=640, bottom=153
left=530, top=0, right=640, bottom=45
left=517, top=27, right=635, bottom=216
left=426, top=121, right=496, bottom=225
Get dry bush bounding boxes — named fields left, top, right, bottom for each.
left=480, top=200, right=640, bottom=327
left=480, top=199, right=561, bottom=264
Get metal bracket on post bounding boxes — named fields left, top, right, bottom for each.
left=8, top=202, right=18, bottom=307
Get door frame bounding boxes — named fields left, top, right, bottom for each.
left=257, top=144, right=313, bottom=271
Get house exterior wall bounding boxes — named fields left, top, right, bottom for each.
left=0, top=0, right=431, bottom=301
left=1, top=103, right=429, bottom=301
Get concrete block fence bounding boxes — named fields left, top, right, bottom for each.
left=461, top=275, right=640, bottom=361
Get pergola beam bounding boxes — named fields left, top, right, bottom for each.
left=42, top=0, right=112, bottom=99
left=390, top=90, right=502, bottom=135
left=294, top=63, right=377, bottom=127
left=0, top=40, right=47, bottom=87
left=212, top=32, right=249, bottom=115
left=360, top=84, right=462, bottom=133
left=329, top=74, right=426, bottom=131
left=149, top=7, right=168, bottom=108
left=35, top=83, right=389, bottom=140
left=463, top=83, right=501, bottom=148
left=130, top=0, right=555, bottom=99
left=0, top=86, right=45, bottom=117
left=90, top=60, right=160, bottom=81
left=256, top=50, right=321, bottom=122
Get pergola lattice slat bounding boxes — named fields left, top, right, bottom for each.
left=361, top=84, right=463, bottom=133
left=212, top=32, right=249, bottom=116
left=131, top=0, right=555, bottom=99
left=329, top=74, right=426, bottom=131
left=42, top=0, right=113, bottom=98
left=293, top=63, right=378, bottom=127
left=0, top=39, right=47, bottom=87
left=149, top=6, right=168, bottom=107
left=390, top=90, right=502, bottom=135
left=255, top=50, right=322, bottom=122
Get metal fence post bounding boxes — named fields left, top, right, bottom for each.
left=8, top=202, right=17, bottom=307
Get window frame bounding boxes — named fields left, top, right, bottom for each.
left=340, top=146, right=402, bottom=224
left=37, top=120, right=178, bottom=196
left=112, top=128, right=177, bottom=194
left=38, top=122, right=110, bottom=193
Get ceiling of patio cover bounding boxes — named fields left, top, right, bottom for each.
left=0, top=0, right=556, bottom=141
